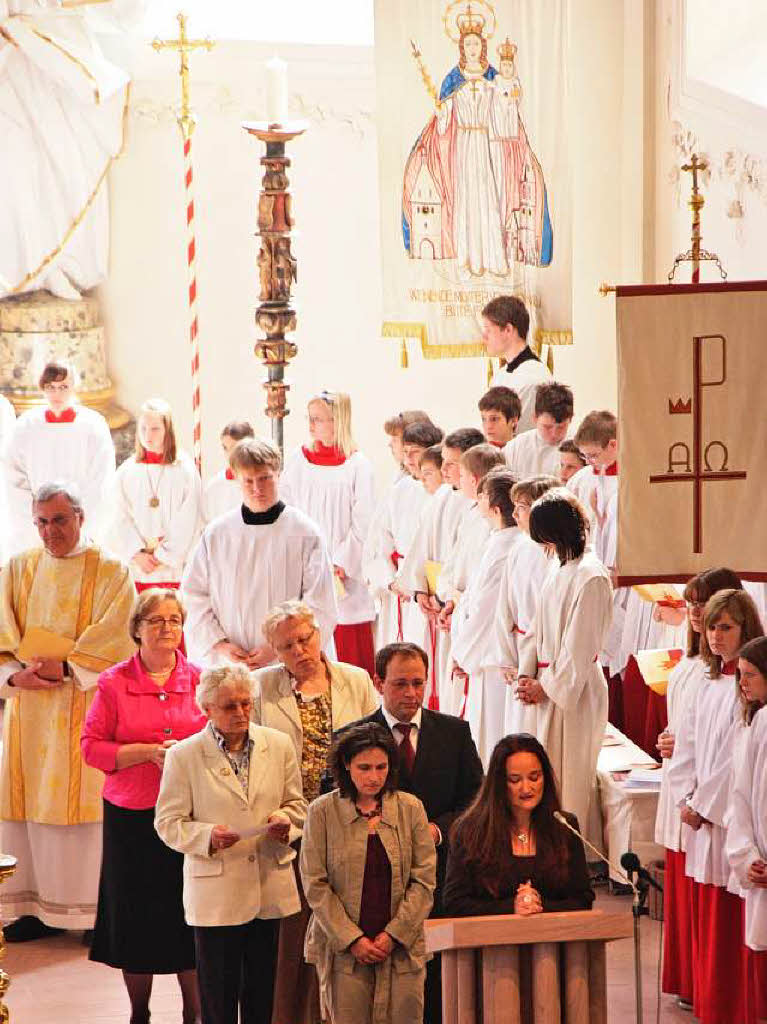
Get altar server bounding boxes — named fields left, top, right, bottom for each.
left=496, top=476, right=560, bottom=738
left=203, top=420, right=254, bottom=523
left=107, top=399, right=201, bottom=591
left=182, top=438, right=337, bottom=670
left=0, top=483, right=135, bottom=940
left=280, top=391, right=376, bottom=675
left=478, top=385, right=520, bottom=448
left=503, top=382, right=573, bottom=479
left=517, top=489, right=613, bottom=836
left=454, top=470, right=522, bottom=762
left=558, top=439, right=587, bottom=485
left=668, top=589, right=763, bottom=1024
left=5, top=360, right=115, bottom=555
left=482, top=296, right=551, bottom=431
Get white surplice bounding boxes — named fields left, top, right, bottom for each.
left=667, top=671, right=741, bottom=887
left=436, top=502, right=491, bottom=606
left=181, top=505, right=338, bottom=665
left=106, top=452, right=202, bottom=584
left=280, top=450, right=376, bottom=625
left=203, top=469, right=241, bottom=524
left=453, top=527, right=522, bottom=764
left=4, top=405, right=115, bottom=555
left=654, top=655, right=707, bottom=851
left=518, top=548, right=613, bottom=833
left=726, top=708, right=767, bottom=950
left=503, top=427, right=565, bottom=480
left=491, top=355, right=551, bottom=433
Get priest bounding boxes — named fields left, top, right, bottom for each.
left=182, top=437, right=338, bottom=669
left=0, top=482, right=136, bottom=940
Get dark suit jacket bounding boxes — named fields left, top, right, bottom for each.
left=339, top=707, right=484, bottom=912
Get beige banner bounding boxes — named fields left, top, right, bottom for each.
left=616, top=282, right=767, bottom=583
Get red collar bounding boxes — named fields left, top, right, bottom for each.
left=593, top=461, right=618, bottom=477
left=302, top=443, right=346, bottom=466
left=45, top=407, right=76, bottom=424
left=225, top=468, right=235, bottom=481
left=722, top=659, right=738, bottom=676
left=139, top=450, right=166, bottom=465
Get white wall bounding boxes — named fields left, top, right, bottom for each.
left=102, top=5, right=644, bottom=488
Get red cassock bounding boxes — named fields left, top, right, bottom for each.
left=662, top=849, right=696, bottom=1003
left=333, top=622, right=375, bottom=679
left=695, top=884, right=751, bottom=1024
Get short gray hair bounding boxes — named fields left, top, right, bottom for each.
left=262, top=600, right=318, bottom=644
left=196, top=664, right=256, bottom=712
left=32, top=481, right=84, bottom=515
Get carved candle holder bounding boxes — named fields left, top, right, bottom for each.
left=0, top=854, right=17, bottom=1023
left=241, top=120, right=308, bottom=456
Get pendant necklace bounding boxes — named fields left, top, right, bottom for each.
left=356, top=799, right=382, bottom=821
left=146, top=464, right=165, bottom=508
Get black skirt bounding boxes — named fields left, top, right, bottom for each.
left=90, top=799, right=196, bottom=974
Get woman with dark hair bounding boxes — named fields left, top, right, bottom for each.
left=656, top=567, right=743, bottom=1010
left=443, top=734, right=593, bottom=916
left=668, top=589, right=764, bottom=1024
left=515, top=488, right=613, bottom=835
left=300, top=722, right=436, bottom=1024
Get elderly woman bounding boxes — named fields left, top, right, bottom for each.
left=300, top=722, right=436, bottom=1024
left=255, top=599, right=379, bottom=1024
left=155, top=663, right=307, bottom=1024
left=82, top=588, right=207, bottom=1024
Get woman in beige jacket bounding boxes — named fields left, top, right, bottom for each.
left=300, top=722, right=436, bottom=1024
left=255, top=600, right=379, bottom=1024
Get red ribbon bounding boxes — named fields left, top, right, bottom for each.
left=302, top=443, right=346, bottom=466
left=139, top=450, right=165, bottom=464
left=427, top=618, right=439, bottom=711
left=45, top=408, right=76, bottom=424
left=390, top=551, right=404, bottom=641
left=225, top=467, right=235, bottom=481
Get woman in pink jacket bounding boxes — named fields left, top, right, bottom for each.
left=82, top=588, right=207, bottom=1024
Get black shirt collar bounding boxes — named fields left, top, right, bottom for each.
left=241, top=501, right=286, bottom=525
left=505, top=345, right=540, bottom=374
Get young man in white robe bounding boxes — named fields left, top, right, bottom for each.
left=517, top=489, right=613, bottom=841
left=453, top=470, right=522, bottom=764
left=203, top=420, right=254, bottom=523
left=107, top=398, right=201, bottom=591
left=503, top=382, right=573, bottom=479
left=478, top=386, right=520, bottom=450
left=481, top=296, right=551, bottom=432
left=5, top=360, right=115, bottom=556
left=397, top=428, right=485, bottom=711
left=182, top=437, right=337, bottom=669
left=0, top=483, right=135, bottom=940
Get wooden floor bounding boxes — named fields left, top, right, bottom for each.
left=4, top=890, right=694, bottom=1023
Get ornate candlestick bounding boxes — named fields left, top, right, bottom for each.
left=0, top=854, right=17, bottom=1023
left=241, top=121, right=307, bottom=456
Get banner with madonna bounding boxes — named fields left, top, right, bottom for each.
left=374, top=0, right=572, bottom=363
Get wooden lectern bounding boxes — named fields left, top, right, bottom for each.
left=425, top=910, right=632, bottom=1024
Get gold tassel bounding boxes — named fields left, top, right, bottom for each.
left=400, top=338, right=409, bottom=369
left=486, top=358, right=493, bottom=386
left=546, top=346, right=554, bottom=373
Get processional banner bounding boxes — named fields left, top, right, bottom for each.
left=374, top=0, right=571, bottom=360
left=616, top=281, right=767, bottom=584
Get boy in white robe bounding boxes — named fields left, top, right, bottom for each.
left=481, top=296, right=551, bottom=432
left=182, top=438, right=337, bottom=669
left=504, top=382, right=573, bottom=479
left=478, top=386, right=520, bottom=450
left=203, top=420, right=254, bottom=523
left=5, top=360, right=115, bottom=556
left=558, top=439, right=587, bottom=487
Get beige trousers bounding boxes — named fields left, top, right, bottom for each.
left=330, top=961, right=425, bottom=1024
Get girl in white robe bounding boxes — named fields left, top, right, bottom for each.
left=107, top=399, right=201, bottom=590
left=517, top=489, right=613, bottom=837
left=202, top=420, right=254, bottom=524
left=667, top=589, right=764, bottom=1024
left=5, top=360, right=114, bottom=555
left=280, top=392, right=376, bottom=676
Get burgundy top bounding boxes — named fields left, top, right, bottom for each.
left=81, top=652, right=207, bottom=810
left=358, top=832, right=392, bottom=939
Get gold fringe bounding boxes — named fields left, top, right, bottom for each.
left=535, top=328, right=573, bottom=347
left=383, top=322, right=574, bottom=362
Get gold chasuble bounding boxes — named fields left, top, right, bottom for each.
left=0, top=547, right=135, bottom=825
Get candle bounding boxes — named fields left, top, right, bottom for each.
left=266, top=56, right=288, bottom=126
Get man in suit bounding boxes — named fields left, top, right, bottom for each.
left=346, top=641, right=484, bottom=1024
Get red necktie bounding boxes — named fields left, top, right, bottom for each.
left=395, top=723, right=416, bottom=775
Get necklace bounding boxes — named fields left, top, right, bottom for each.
left=356, top=799, right=382, bottom=820
left=146, top=464, right=166, bottom=508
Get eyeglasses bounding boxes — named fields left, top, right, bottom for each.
left=42, top=383, right=72, bottom=393
left=143, top=616, right=184, bottom=629
left=274, top=627, right=317, bottom=653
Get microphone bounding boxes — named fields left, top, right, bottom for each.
left=621, top=851, right=664, bottom=894
left=553, top=811, right=636, bottom=892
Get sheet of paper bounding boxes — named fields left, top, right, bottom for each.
left=235, top=824, right=271, bottom=839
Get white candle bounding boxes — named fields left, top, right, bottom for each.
left=266, top=56, right=288, bottom=126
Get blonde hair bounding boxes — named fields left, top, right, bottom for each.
left=129, top=588, right=185, bottom=644
left=196, top=664, right=255, bottom=713
left=460, top=443, right=505, bottom=480
left=135, top=398, right=177, bottom=464
left=309, top=391, right=356, bottom=457
left=228, top=437, right=281, bottom=473
left=262, top=600, right=318, bottom=644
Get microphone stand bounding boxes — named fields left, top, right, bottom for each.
left=553, top=812, right=645, bottom=1024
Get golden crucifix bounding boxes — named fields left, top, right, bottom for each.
left=681, top=153, right=708, bottom=283
left=152, top=12, right=214, bottom=140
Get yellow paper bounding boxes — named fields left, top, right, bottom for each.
left=334, top=575, right=347, bottom=600
left=17, top=627, right=74, bottom=663
left=425, top=561, right=442, bottom=597
left=635, top=648, right=684, bottom=696
left=632, top=583, right=685, bottom=608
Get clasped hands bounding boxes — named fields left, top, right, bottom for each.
left=515, top=676, right=546, bottom=705
left=415, top=593, right=441, bottom=621
left=680, top=805, right=710, bottom=831
left=514, top=880, right=542, bottom=916
left=10, top=658, right=66, bottom=690
left=213, top=639, right=275, bottom=670
left=747, top=859, right=767, bottom=889
left=210, top=815, right=291, bottom=853
left=350, top=931, right=394, bottom=964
